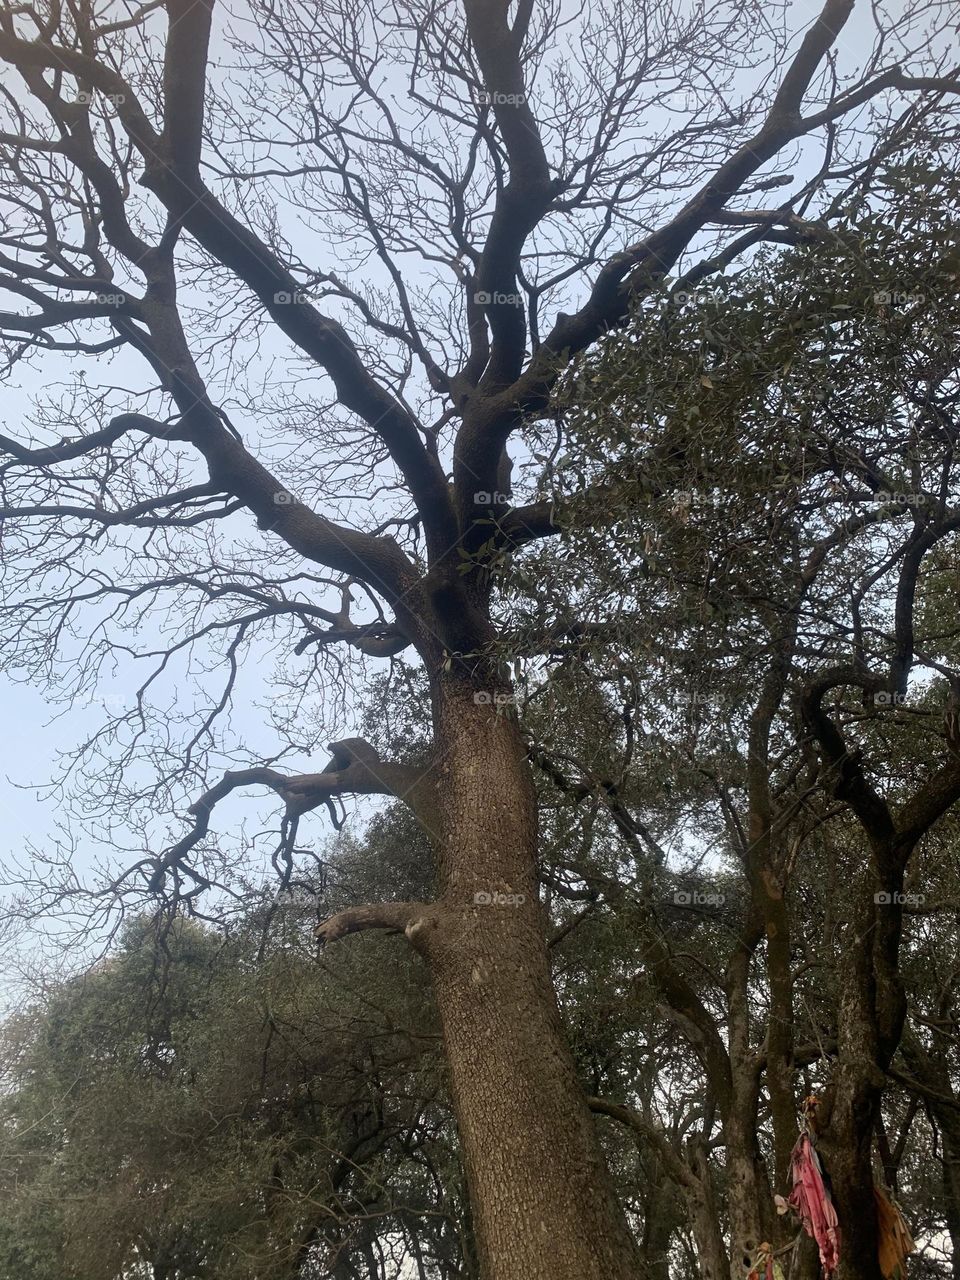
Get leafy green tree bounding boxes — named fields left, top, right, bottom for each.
left=521, top=151, right=960, bottom=1280
left=0, top=891, right=465, bottom=1280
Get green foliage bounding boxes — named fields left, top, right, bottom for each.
left=0, top=894, right=456, bottom=1280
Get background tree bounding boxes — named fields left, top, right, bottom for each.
left=529, top=153, right=960, bottom=1279
left=0, top=826, right=469, bottom=1280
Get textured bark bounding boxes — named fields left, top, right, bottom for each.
left=816, top=965, right=888, bottom=1280
left=640, top=1165, right=681, bottom=1280
left=756, top=859, right=797, bottom=1195
left=724, top=1123, right=775, bottom=1280
left=817, top=1068, right=885, bottom=1280
left=408, top=686, right=643, bottom=1280
left=792, top=1230, right=824, bottom=1280
left=685, top=1137, right=730, bottom=1280
left=724, top=941, right=774, bottom=1280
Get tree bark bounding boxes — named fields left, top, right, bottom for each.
left=640, top=1163, right=681, bottom=1280
left=724, top=944, right=775, bottom=1280
left=409, top=685, right=643, bottom=1280
left=816, top=967, right=888, bottom=1280
left=685, top=1136, right=730, bottom=1280
left=817, top=1065, right=885, bottom=1280
left=724, top=1120, right=775, bottom=1280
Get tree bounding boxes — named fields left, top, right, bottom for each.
left=0, top=0, right=958, bottom=1276
left=537, top=159, right=960, bottom=1280
left=0, top=836, right=466, bottom=1280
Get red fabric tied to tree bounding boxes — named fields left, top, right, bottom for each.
left=787, top=1132, right=841, bottom=1275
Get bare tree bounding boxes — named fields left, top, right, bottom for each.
left=0, top=0, right=958, bottom=1276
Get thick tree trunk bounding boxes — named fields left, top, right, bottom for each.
left=411, top=686, right=642, bottom=1280
left=817, top=1067, right=885, bottom=1280
left=724, top=1128, right=774, bottom=1280
left=640, top=1167, right=681, bottom=1280
left=722, top=1023, right=774, bottom=1280
left=684, top=1137, right=730, bottom=1280
left=816, top=971, right=888, bottom=1280
left=816, top=887, right=909, bottom=1280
